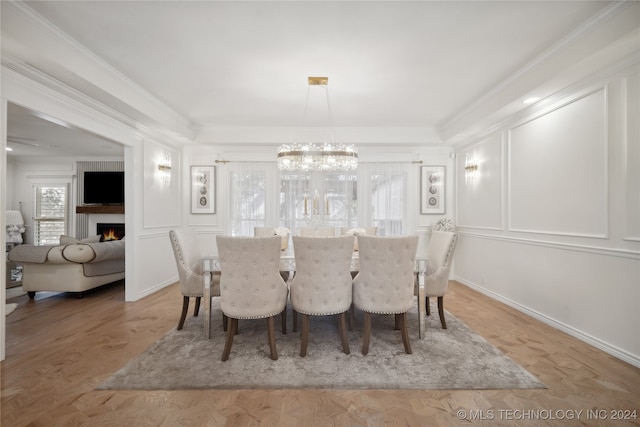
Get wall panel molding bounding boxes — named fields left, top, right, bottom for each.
left=455, top=134, right=504, bottom=229
left=623, top=70, right=640, bottom=241
left=459, top=231, right=639, bottom=260
left=508, top=88, right=608, bottom=238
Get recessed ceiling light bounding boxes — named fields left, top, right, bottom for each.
left=5, top=147, right=13, bottom=151
left=523, top=97, right=540, bottom=104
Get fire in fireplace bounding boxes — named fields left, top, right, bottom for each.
left=97, top=223, right=125, bottom=241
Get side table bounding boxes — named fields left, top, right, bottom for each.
left=6, top=243, right=23, bottom=288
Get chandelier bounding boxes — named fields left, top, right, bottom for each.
left=277, top=77, right=358, bottom=172
left=277, top=143, right=357, bottom=171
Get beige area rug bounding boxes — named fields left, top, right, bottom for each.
left=98, top=299, right=546, bottom=390
left=5, top=303, right=18, bottom=316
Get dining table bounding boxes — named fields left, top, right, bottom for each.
left=202, top=250, right=429, bottom=339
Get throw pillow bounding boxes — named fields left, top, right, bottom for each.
left=59, top=235, right=102, bottom=245
left=59, top=235, right=79, bottom=245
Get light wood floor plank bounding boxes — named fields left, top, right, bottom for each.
left=2, top=281, right=639, bottom=426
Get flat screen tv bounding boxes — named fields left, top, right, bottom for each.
left=83, top=171, right=125, bottom=205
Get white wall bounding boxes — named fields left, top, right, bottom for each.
left=454, top=63, right=640, bottom=367
left=133, top=139, right=182, bottom=300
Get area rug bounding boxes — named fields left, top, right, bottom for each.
left=5, top=303, right=18, bottom=316
left=98, top=300, right=545, bottom=390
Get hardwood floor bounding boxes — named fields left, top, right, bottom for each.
left=2, top=281, right=639, bottom=426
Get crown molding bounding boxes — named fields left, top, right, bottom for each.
left=2, top=57, right=137, bottom=128
left=1, top=1, right=196, bottom=144
left=439, top=1, right=638, bottom=145
left=2, top=58, right=189, bottom=149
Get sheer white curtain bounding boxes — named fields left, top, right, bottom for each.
left=228, top=160, right=414, bottom=237
left=227, top=162, right=274, bottom=236
left=358, top=162, right=413, bottom=236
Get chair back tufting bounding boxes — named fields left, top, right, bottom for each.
left=215, top=236, right=288, bottom=320
left=353, top=235, right=419, bottom=314
left=290, top=235, right=355, bottom=315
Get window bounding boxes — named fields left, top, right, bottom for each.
left=368, top=169, right=407, bottom=236
left=279, top=170, right=358, bottom=233
left=278, top=163, right=411, bottom=235
left=358, top=163, right=411, bottom=236
left=33, top=184, right=68, bottom=245
left=321, top=172, right=358, bottom=229
left=229, top=161, right=413, bottom=237
left=228, top=164, right=267, bottom=236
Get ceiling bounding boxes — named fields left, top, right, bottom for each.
left=3, top=0, right=637, bottom=156
left=6, top=103, right=124, bottom=157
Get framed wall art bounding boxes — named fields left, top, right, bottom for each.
left=420, top=166, right=445, bottom=214
left=191, top=165, right=216, bottom=214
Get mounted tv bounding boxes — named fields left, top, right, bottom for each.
left=83, top=171, right=125, bottom=205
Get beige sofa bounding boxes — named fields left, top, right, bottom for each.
left=8, top=239, right=125, bottom=298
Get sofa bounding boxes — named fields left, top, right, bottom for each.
left=8, top=237, right=125, bottom=298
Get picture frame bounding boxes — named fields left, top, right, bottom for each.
left=420, top=166, right=445, bottom=214
left=191, top=165, right=216, bottom=214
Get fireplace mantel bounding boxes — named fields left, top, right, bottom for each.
left=76, top=205, right=124, bottom=214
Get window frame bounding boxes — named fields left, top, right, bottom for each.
left=28, top=175, right=75, bottom=246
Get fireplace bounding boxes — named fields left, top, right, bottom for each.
left=97, top=223, right=125, bottom=241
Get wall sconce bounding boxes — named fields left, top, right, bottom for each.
left=158, top=154, right=172, bottom=185
left=464, top=153, right=478, bottom=186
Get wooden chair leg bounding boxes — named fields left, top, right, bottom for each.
left=394, top=314, right=400, bottom=330
left=338, top=312, right=350, bottom=355
left=362, top=312, right=372, bottom=355
left=349, top=303, right=355, bottom=331
left=177, top=296, right=189, bottom=330
left=281, top=307, right=287, bottom=334
left=221, top=317, right=238, bottom=361
left=222, top=313, right=228, bottom=332
left=438, top=296, right=447, bottom=329
left=193, top=297, right=201, bottom=317
left=426, top=296, right=431, bottom=316
left=300, top=314, right=310, bottom=357
left=292, top=309, right=298, bottom=333
left=399, top=312, right=412, bottom=354
left=267, top=316, right=278, bottom=360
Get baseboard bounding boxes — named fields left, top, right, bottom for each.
left=455, top=276, right=640, bottom=369
left=133, top=276, right=177, bottom=301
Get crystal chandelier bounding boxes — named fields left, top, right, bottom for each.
left=277, top=143, right=357, bottom=171
left=277, top=77, right=358, bottom=172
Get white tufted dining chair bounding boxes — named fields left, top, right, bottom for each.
left=300, top=227, right=335, bottom=237
left=254, top=226, right=290, bottom=251
left=423, top=231, right=458, bottom=329
left=254, top=226, right=291, bottom=281
left=340, top=227, right=377, bottom=326
left=169, top=229, right=221, bottom=331
left=290, top=235, right=355, bottom=357
left=215, top=236, right=289, bottom=361
left=340, top=227, right=377, bottom=252
left=353, top=235, right=419, bottom=355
